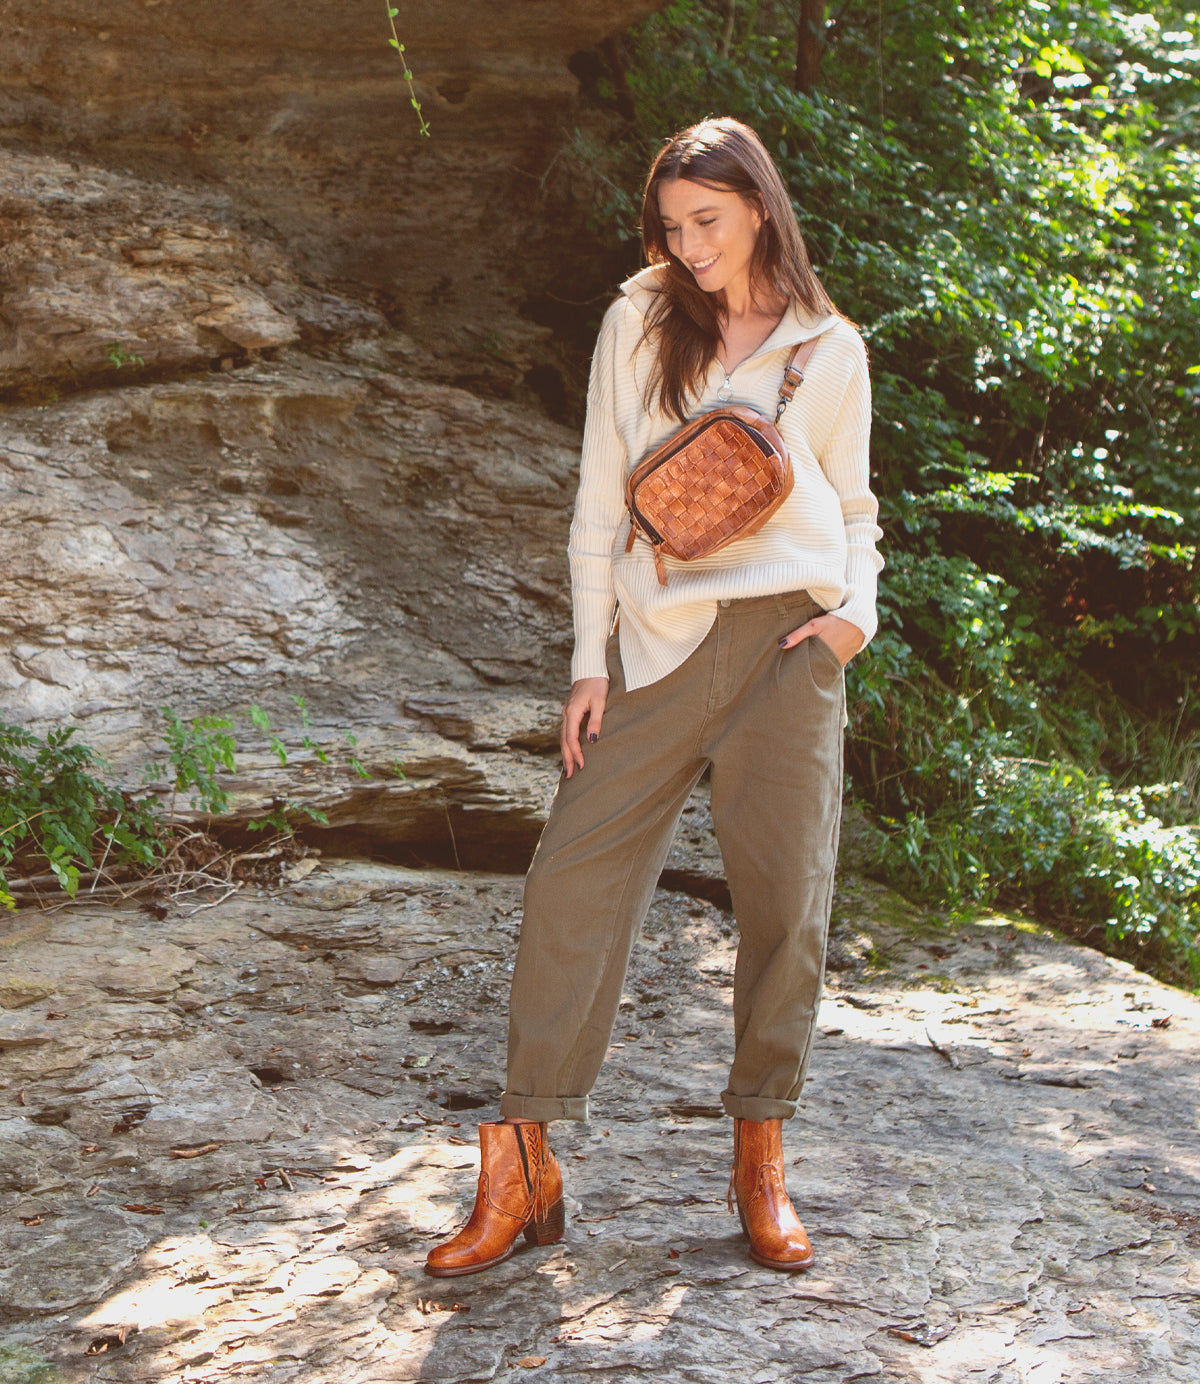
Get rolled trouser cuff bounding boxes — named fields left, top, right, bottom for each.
left=721, top=1091, right=797, bottom=1122
left=500, top=1092, right=589, bottom=1122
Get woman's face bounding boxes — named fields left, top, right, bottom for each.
left=657, top=178, right=763, bottom=300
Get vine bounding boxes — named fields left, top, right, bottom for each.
left=385, top=3, right=431, bottom=138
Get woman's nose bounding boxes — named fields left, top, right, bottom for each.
left=678, top=224, right=702, bottom=260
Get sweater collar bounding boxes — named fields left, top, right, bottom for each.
left=619, top=264, right=839, bottom=349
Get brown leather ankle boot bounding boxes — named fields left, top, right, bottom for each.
left=425, top=1120, right=564, bottom=1277
left=729, top=1117, right=814, bottom=1271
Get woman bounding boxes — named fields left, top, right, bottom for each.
left=426, top=117, right=881, bottom=1277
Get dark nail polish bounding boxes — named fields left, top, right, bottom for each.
left=778, top=638, right=789, bottom=648
left=588, top=732, right=598, bottom=743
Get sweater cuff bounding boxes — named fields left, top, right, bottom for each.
left=570, top=645, right=612, bottom=683
left=829, top=594, right=878, bottom=649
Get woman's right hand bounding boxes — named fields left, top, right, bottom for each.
left=560, top=677, right=609, bottom=777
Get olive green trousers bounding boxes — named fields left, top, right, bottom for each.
left=501, top=591, right=845, bottom=1123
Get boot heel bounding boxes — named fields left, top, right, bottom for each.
left=524, top=1197, right=565, bottom=1246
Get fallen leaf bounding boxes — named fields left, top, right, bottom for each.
left=284, top=857, right=321, bottom=884
left=887, top=1323, right=955, bottom=1348
left=668, top=1248, right=680, bottom=1259
left=85, top=1325, right=135, bottom=1356
left=16, top=1089, right=26, bottom=1106
left=516, top=1358, right=546, bottom=1369
left=1152, top=1016, right=1172, bottom=1029
left=46, top=1011, right=67, bottom=1020
left=120, top=1204, right=164, bottom=1215
left=170, top=1142, right=222, bottom=1160
left=20, top=1215, right=44, bottom=1226
left=447, top=1135, right=470, bottom=1146
left=111, top=1108, right=149, bottom=1135
left=86, top=1184, right=100, bottom=1197
left=80, top=1143, right=100, bottom=1155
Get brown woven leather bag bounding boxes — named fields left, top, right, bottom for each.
left=624, top=337, right=820, bottom=585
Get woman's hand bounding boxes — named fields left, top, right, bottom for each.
left=561, top=677, right=610, bottom=777
left=778, top=613, right=864, bottom=666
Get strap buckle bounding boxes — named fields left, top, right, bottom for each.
left=774, top=336, right=821, bottom=423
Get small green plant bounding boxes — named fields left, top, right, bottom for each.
left=246, top=799, right=329, bottom=834
left=344, top=731, right=370, bottom=780
left=384, top=3, right=431, bottom=137
left=0, top=723, right=159, bottom=910
left=149, top=709, right=237, bottom=818
left=1, top=700, right=379, bottom=908
left=106, top=342, right=145, bottom=369
left=244, top=698, right=368, bottom=832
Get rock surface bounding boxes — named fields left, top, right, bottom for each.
left=0, top=153, right=387, bottom=398
left=0, top=335, right=579, bottom=785
left=1, top=863, right=1198, bottom=1382
left=0, top=1, right=655, bottom=372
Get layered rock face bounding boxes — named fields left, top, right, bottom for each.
left=0, top=153, right=586, bottom=858
left=0, top=4, right=659, bottom=853
left=0, top=1, right=658, bottom=354
left=0, top=152, right=386, bottom=398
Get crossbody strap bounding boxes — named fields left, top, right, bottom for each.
left=774, top=336, right=822, bottom=424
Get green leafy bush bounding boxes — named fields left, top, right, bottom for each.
left=0, top=704, right=372, bottom=909
left=149, top=709, right=237, bottom=817
left=883, top=759, right=1198, bottom=967
left=0, top=723, right=159, bottom=908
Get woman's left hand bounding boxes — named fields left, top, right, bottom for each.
left=778, top=613, right=864, bottom=667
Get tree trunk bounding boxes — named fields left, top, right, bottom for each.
left=794, top=0, right=825, bottom=92
left=719, top=0, right=736, bottom=59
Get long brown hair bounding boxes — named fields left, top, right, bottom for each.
left=640, top=117, right=838, bottom=422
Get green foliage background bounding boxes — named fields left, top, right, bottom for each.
left=580, top=0, right=1200, bottom=982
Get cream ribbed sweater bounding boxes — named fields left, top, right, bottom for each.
left=569, top=265, right=883, bottom=690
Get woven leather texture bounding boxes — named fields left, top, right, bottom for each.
left=627, top=410, right=793, bottom=562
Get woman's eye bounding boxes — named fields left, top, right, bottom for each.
left=699, top=218, right=716, bottom=227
